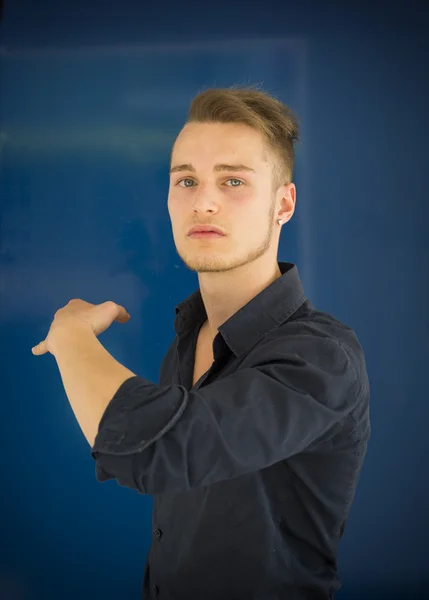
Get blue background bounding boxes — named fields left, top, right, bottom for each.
left=1, top=1, right=428, bottom=598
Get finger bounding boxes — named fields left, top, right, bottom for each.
left=116, top=310, right=131, bottom=324
left=104, top=301, right=130, bottom=324
left=32, top=340, right=48, bottom=355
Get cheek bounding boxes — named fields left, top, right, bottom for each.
left=168, top=188, right=189, bottom=207
left=229, top=191, right=248, bottom=203
left=234, top=190, right=265, bottom=216
left=167, top=192, right=181, bottom=216
left=227, top=188, right=255, bottom=206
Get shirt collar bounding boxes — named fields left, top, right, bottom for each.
left=174, top=262, right=306, bottom=357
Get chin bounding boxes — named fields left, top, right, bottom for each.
left=181, top=255, right=232, bottom=273
left=177, top=252, right=258, bottom=274
left=175, top=233, right=272, bottom=274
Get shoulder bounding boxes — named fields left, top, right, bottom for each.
left=284, top=300, right=365, bottom=363
left=257, top=300, right=369, bottom=399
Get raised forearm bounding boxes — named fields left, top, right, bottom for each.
left=51, top=323, right=136, bottom=447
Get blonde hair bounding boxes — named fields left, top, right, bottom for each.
left=186, top=85, right=299, bottom=188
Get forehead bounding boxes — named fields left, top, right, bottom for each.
left=171, top=122, right=270, bottom=167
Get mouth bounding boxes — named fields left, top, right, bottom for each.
left=188, top=231, right=225, bottom=239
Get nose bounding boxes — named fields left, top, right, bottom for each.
left=191, top=183, right=219, bottom=215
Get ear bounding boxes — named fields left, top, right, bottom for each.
left=277, top=183, right=296, bottom=223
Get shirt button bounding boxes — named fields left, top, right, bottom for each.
left=153, top=528, right=162, bottom=540
left=152, top=584, right=159, bottom=596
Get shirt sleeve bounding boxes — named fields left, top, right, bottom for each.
left=91, top=330, right=365, bottom=495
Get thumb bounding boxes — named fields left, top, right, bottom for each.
left=101, top=301, right=130, bottom=323
left=93, top=301, right=130, bottom=335
left=32, top=340, right=49, bottom=355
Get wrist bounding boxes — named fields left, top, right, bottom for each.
left=49, top=319, right=94, bottom=356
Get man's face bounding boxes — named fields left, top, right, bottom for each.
left=167, top=121, right=287, bottom=273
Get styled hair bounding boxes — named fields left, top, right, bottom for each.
left=186, top=85, right=299, bottom=188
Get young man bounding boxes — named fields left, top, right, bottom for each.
left=33, top=87, right=370, bottom=599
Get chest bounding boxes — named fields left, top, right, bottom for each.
left=192, top=323, right=214, bottom=387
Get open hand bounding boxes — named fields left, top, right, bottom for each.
left=31, top=299, right=131, bottom=356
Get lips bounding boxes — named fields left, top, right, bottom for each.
left=189, top=231, right=224, bottom=239
left=188, top=225, right=226, bottom=236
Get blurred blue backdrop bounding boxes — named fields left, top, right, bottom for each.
left=1, top=1, right=428, bottom=599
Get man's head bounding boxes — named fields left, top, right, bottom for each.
left=168, top=86, right=299, bottom=274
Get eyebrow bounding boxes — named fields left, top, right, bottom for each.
left=169, top=163, right=256, bottom=174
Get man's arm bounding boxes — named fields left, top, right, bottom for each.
left=90, top=327, right=368, bottom=495
left=50, top=323, right=136, bottom=447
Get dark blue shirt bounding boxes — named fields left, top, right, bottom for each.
left=91, top=262, right=370, bottom=600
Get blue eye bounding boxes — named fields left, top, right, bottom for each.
left=176, top=178, right=243, bottom=188
left=178, top=178, right=195, bottom=187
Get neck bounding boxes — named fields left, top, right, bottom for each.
left=198, top=257, right=282, bottom=339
